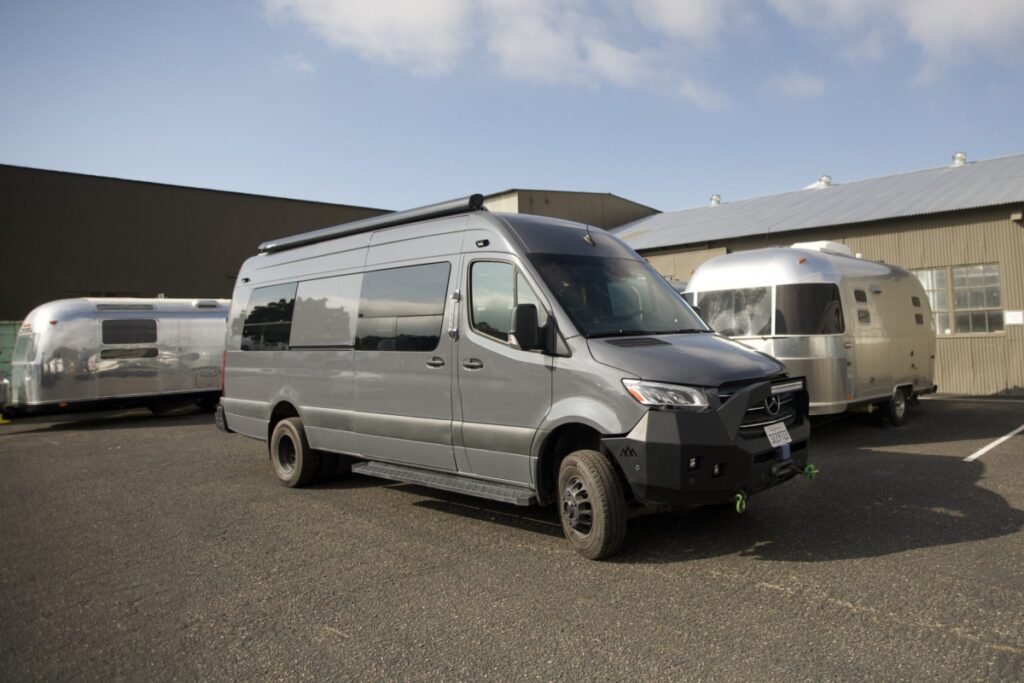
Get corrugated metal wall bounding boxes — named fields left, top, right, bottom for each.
left=639, top=205, right=1024, bottom=396
left=515, top=191, right=658, bottom=230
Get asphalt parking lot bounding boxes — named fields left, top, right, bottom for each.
left=1, top=398, right=1022, bottom=681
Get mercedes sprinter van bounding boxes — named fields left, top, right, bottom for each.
left=218, top=195, right=814, bottom=559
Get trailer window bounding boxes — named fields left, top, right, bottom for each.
left=854, top=289, right=867, bottom=303
left=775, top=284, right=844, bottom=335
left=13, top=332, right=37, bottom=363
left=242, top=283, right=297, bottom=351
left=102, top=319, right=157, bottom=344
left=355, top=263, right=450, bottom=352
left=290, top=274, right=362, bottom=348
left=696, top=288, right=771, bottom=337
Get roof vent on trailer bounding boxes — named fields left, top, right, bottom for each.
left=709, top=194, right=721, bottom=207
left=791, top=241, right=853, bottom=256
left=952, top=151, right=967, bottom=167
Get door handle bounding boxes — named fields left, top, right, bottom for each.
left=843, top=342, right=853, bottom=349
left=462, top=358, right=483, bottom=370
left=425, top=357, right=446, bottom=368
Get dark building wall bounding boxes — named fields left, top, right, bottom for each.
left=0, top=165, right=390, bottom=320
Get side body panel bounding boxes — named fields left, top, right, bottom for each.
left=455, top=245, right=553, bottom=484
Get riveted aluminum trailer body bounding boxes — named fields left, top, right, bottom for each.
left=2, top=298, right=229, bottom=417
left=686, top=244, right=936, bottom=416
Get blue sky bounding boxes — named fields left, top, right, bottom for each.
left=1, top=0, right=1022, bottom=212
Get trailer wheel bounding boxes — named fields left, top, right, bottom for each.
left=557, top=449, right=627, bottom=560
left=886, top=388, right=908, bottom=427
left=270, top=417, right=319, bottom=487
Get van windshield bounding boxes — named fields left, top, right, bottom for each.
left=529, top=254, right=707, bottom=337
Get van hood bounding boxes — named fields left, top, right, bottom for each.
left=587, top=333, right=785, bottom=387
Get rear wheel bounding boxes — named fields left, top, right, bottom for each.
left=557, top=449, right=628, bottom=560
left=886, top=388, right=908, bottom=427
left=270, top=417, right=319, bottom=487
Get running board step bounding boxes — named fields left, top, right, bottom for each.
left=351, top=461, right=537, bottom=506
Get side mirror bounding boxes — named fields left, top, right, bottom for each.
left=509, top=304, right=541, bottom=351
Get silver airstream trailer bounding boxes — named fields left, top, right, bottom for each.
left=685, top=242, right=936, bottom=424
left=1, top=298, right=229, bottom=418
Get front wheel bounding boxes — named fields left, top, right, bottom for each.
left=557, top=450, right=628, bottom=560
left=270, top=417, right=319, bottom=487
left=886, top=388, right=908, bottom=427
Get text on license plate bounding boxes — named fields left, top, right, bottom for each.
left=764, top=422, right=792, bottom=447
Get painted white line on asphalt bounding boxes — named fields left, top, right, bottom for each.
left=964, top=423, right=1024, bottom=462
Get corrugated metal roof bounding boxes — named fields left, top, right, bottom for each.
left=612, top=153, right=1024, bottom=251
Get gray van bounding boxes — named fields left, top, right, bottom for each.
left=218, top=195, right=815, bottom=559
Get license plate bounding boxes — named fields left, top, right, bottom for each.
left=764, top=421, right=792, bottom=447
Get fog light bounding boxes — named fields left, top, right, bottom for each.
left=712, top=463, right=724, bottom=477
left=688, top=457, right=700, bottom=471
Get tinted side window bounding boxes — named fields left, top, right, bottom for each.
left=775, top=284, right=845, bottom=335
left=242, top=283, right=297, bottom=351
left=854, top=289, right=868, bottom=303
left=290, top=274, right=362, bottom=348
left=102, top=319, right=157, bottom=344
left=470, top=263, right=550, bottom=344
left=471, top=262, right=515, bottom=341
left=355, top=263, right=450, bottom=352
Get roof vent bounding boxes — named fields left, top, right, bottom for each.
left=709, top=194, right=721, bottom=207
left=952, top=151, right=967, bottom=167
left=804, top=175, right=833, bottom=189
left=792, top=240, right=853, bottom=256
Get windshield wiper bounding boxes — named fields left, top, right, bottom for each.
left=586, top=330, right=651, bottom=339
left=587, top=328, right=708, bottom=338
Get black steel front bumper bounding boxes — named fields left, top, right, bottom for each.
left=603, top=380, right=810, bottom=508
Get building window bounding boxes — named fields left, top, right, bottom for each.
left=914, top=264, right=1003, bottom=335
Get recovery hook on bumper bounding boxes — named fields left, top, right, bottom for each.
left=803, top=464, right=820, bottom=480
left=734, top=491, right=747, bottom=514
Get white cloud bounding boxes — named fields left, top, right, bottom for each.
left=278, top=53, right=316, bottom=75
left=764, top=70, right=825, bottom=98
left=264, top=0, right=727, bottom=108
left=264, top=0, right=473, bottom=75
left=768, top=0, right=1024, bottom=75
left=627, top=0, right=736, bottom=46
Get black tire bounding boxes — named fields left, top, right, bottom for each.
left=557, top=449, right=628, bottom=560
left=269, top=417, right=319, bottom=488
left=886, top=388, right=908, bottom=427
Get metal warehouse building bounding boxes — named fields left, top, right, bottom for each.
left=614, top=152, right=1024, bottom=396
left=0, top=164, right=655, bottom=378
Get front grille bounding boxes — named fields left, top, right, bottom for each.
left=718, top=378, right=801, bottom=432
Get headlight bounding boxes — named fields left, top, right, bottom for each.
left=622, top=379, right=709, bottom=409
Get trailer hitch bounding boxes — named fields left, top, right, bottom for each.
left=734, top=491, right=747, bottom=514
